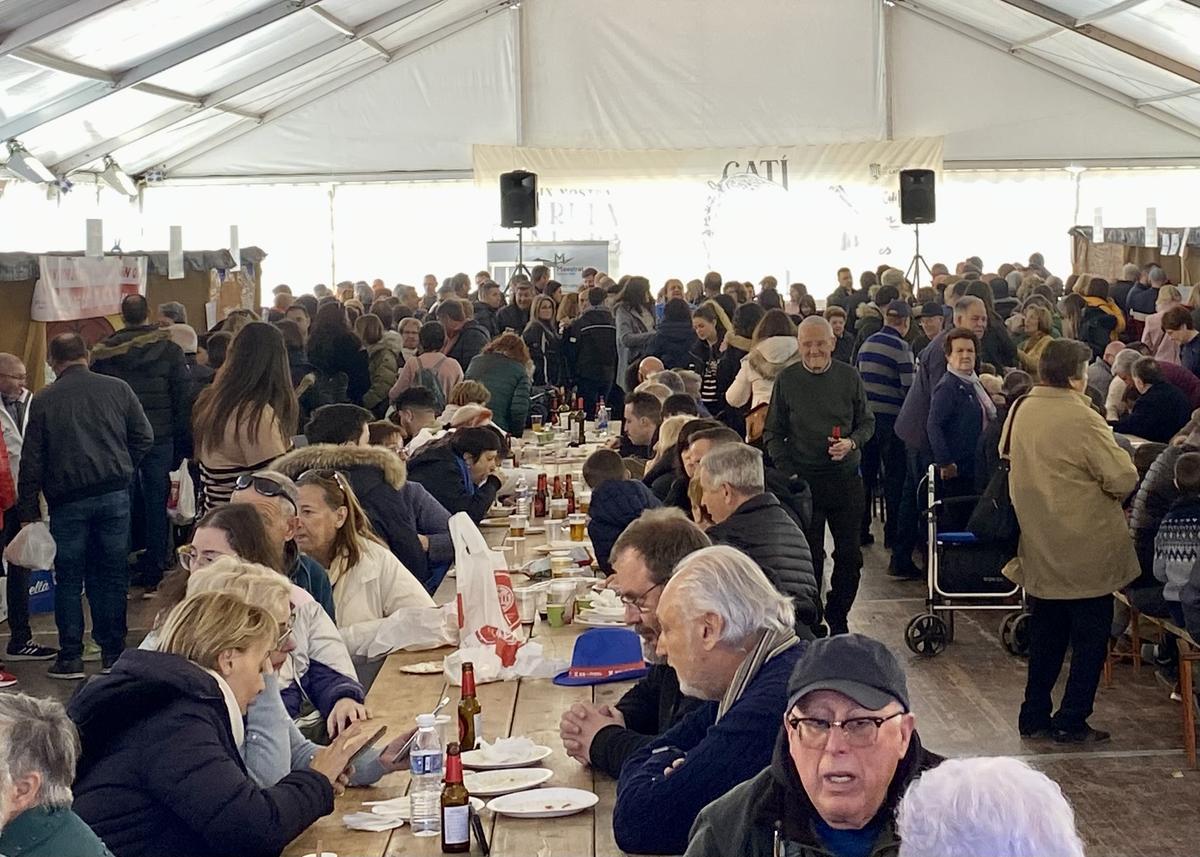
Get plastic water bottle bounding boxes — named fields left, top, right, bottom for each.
left=409, top=713, right=443, bottom=837
left=514, top=474, right=531, bottom=518
left=596, top=398, right=609, bottom=436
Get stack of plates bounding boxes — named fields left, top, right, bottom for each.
left=575, top=604, right=627, bottom=627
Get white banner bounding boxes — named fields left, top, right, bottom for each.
left=31, top=256, right=148, bottom=322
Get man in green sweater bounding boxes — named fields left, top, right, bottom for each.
left=764, top=315, right=874, bottom=636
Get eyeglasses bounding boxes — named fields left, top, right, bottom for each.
left=618, top=582, right=663, bottom=614
left=177, top=544, right=228, bottom=571
left=275, top=614, right=296, bottom=651
left=0, top=372, right=26, bottom=381
left=785, top=709, right=904, bottom=749
left=233, top=474, right=298, bottom=514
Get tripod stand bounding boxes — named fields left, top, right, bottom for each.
left=904, top=223, right=933, bottom=289
left=512, top=226, right=531, bottom=279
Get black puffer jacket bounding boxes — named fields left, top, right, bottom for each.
left=446, top=321, right=491, bottom=374
left=524, top=321, right=565, bottom=387
left=706, top=493, right=819, bottom=636
left=407, top=440, right=500, bottom=523
left=587, top=479, right=662, bottom=571
left=566, top=305, right=617, bottom=386
left=91, top=325, right=189, bottom=452
left=308, top=330, right=370, bottom=404
left=647, top=320, right=700, bottom=372
left=69, top=649, right=333, bottom=857
left=473, top=302, right=500, bottom=338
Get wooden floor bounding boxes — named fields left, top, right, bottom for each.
left=5, top=523, right=1200, bottom=855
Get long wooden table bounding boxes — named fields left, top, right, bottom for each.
left=285, top=487, right=631, bottom=857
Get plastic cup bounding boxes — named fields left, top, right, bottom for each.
left=509, top=515, right=528, bottom=538
left=515, top=588, right=539, bottom=625
left=550, top=498, right=569, bottom=520
left=578, top=492, right=591, bottom=514
left=532, top=414, right=544, bottom=431
left=546, top=604, right=566, bottom=627
left=546, top=520, right=565, bottom=543
left=568, top=514, right=587, bottom=541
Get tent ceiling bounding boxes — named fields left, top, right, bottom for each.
left=1, top=0, right=1200, bottom=182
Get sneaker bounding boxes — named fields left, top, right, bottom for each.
left=82, top=641, right=101, bottom=663
left=1053, top=726, right=1111, bottom=744
left=5, top=641, right=59, bottom=661
left=47, top=658, right=86, bottom=680
left=0, top=669, right=16, bottom=689
left=100, top=655, right=119, bottom=675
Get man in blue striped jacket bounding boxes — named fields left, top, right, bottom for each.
left=855, top=300, right=915, bottom=565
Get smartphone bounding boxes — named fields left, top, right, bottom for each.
left=348, top=725, right=388, bottom=767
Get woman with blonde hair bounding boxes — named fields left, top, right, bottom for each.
left=1018, top=303, right=1056, bottom=377
left=523, top=294, right=564, bottom=387
left=293, top=470, right=433, bottom=661
left=465, top=332, right=532, bottom=434
left=556, top=291, right=580, bottom=332
left=69, top=589, right=365, bottom=857
left=642, top=414, right=694, bottom=500
left=1142, top=284, right=1184, bottom=363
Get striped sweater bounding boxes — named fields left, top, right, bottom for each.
left=856, top=325, right=915, bottom=417
left=1154, top=495, right=1200, bottom=601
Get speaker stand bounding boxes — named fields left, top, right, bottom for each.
left=513, top=227, right=532, bottom=280
left=904, top=223, right=933, bottom=289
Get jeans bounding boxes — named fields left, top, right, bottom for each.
left=1019, top=593, right=1113, bottom=734
left=1, top=512, right=32, bottom=648
left=130, top=441, right=173, bottom=582
left=802, top=469, right=866, bottom=634
left=892, top=447, right=932, bottom=572
left=49, top=490, right=132, bottom=662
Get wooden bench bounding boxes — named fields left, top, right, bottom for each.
left=1107, top=590, right=1200, bottom=768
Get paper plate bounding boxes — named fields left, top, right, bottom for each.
left=398, top=660, right=443, bottom=675
left=574, top=613, right=627, bottom=628
left=486, top=787, right=599, bottom=819
left=461, top=744, right=553, bottom=770
left=364, top=796, right=483, bottom=821
left=463, top=767, right=553, bottom=796
left=534, top=541, right=591, bottom=554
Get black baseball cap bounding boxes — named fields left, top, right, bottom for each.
left=884, top=299, right=912, bottom=318
left=786, top=634, right=910, bottom=713
left=914, top=301, right=943, bottom=319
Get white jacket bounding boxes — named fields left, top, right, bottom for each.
left=333, top=538, right=435, bottom=659
left=0, top=388, right=31, bottom=485
left=725, top=336, right=801, bottom=409
left=285, top=585, right=358, bottom=686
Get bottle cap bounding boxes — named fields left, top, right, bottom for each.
left=416, top=713, right=437, bottom=728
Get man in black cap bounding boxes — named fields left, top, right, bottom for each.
left=910, top=301, right=945, bottom=356
left=685, top=634, right=942, bottom=857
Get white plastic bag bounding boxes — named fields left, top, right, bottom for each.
left=361, top=603, right=458, bottom=659
left=442, top=640, right=567, bottom=686
left=450, top=512, right=521, bottom=662
left=3, top=521, right=56, bottom=570
left=167, top=459, right=196, bottom=525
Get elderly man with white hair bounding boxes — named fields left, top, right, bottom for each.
left=764, top=315, right=874, bottom=635
left=612, top=546, right=807, bottom=855
left=896, top=756, right=1085, bottom=857
left=686, top=634, right=943, bottom=857
left=0, top=693, right=114, bottom=856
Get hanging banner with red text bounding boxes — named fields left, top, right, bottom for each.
left=31, top=256, right=147, bottom=322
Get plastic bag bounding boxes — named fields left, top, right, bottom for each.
left=167, top=459, right=196, bottom=525
left=450, top=512, right=521, bottom=665
left=3, top=521, right=56, bottom=570
left=361, top=603, right=458, bottom=660
left=443, top=640, right=567, bottom=686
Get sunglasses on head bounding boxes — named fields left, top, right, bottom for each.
left=298, top=468, right=351, bottom=501
left=234, top=474, right=298, bottom=514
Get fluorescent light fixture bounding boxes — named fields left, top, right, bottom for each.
left=100, top=156, right=138, bottom=196
left=4, top=141, right=56, bottom=182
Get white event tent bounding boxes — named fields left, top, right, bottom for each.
left=2, top=0, right=1200, bottom=288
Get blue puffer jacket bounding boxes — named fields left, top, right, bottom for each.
left=587, top=479, right=662, bottom=571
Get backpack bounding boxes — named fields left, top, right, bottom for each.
left=415, top=355, right=449, bottom=412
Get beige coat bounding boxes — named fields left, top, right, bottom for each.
left=1002, top=386, right=1139, bottom=599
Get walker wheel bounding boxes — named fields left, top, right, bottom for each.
left=1000, top=611, right=1032, bottom=657
left=905, top=614, right=949, bottom=657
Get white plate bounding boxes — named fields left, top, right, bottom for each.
left=463, top=767, right=553, bottom=796
left=534, top=541, right=591, bottom=554
left=364, top=796, right=484, bottom=820
left=486, top=787, right=599, bottom=819
left=574, top=613, right=627, bottom=627
left=398, top=660, right=443, bottom=675
left=461, top=744, right=553, bottom=770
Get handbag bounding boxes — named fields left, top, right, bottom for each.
left=967, top=395, right=1026, bottom=546
left=745, top=402, right=770, bottom=443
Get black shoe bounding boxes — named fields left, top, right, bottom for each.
left=5, top=641, right=59, bottom=661
left=887, top=560, right=924, bottom=580
left=47, top=658, right=86, bottom=680
left=1053, top=726, right=1111, bottom=744
left=1019, top=727, right=1053, bottom=739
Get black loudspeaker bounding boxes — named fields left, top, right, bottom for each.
left=899, top=169, right=936, bottom=225
left=500, top=170, right=538, bottom=228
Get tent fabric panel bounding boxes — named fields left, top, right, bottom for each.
left=112, top=110, right=246, bottom=173
left=1027, top=28, right=1194, bottom=98
left=0, top=56, right=89, bottom=119
left=911, top=0, right=1056, bottom=42
left=220, top=45, right=382, bottom=116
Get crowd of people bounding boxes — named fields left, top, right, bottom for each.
left=0, top=253, right=1193, bottom=857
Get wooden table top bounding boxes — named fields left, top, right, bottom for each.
left=285, top=497, right=630, bottom=857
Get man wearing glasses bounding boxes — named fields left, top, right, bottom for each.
left=559, top=509, right=709, bottom=779
left=686, top=634, right=943, bottom=857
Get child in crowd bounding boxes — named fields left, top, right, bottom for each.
left=583, top=449, right=661, bottom=571
left=1153, top=452, right=1200, bottom=629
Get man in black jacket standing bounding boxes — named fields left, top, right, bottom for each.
left=496, top=278, right=534, bottom=333
left=19, top=334, right=153, bottom=679
left=559, top=509, right=709, bottom=777
left=700, top=443, right=819, bottom=638
left=90, top=295, right=188, bottom=591
left=472, top=280, right=503, bottom=338
left=566, top=287, right=618, bottom=415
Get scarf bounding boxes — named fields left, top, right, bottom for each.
left=716, top=627, right=800, bottom=723
left=203, top=668, right=246, bottom=749
left=948, top=366, right=997, bottom=421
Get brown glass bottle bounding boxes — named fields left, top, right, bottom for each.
left=565, top=475, right=576, bottom=515
left=551, top=475, right=564, bottom=499
left=533, top=473, right=548, bottom=518
left=458, top=662, right=482, bottom=751
left=441, top=742, right=470, bottom=853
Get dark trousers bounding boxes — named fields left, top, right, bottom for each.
left=49, top=490, right=132, bottom=662
left=802, top=469, right=865, bottom=634
left=892, top=446, right=932, bottom=572
left=575, top=377, right=613, bottom=419
left=1, top=512, right=32, bottom=648
left=870, top=415, right=906, bottom=544
left=130, top=441, right=173, bottom=582
left=1019, top=593, right=1113, bottom=734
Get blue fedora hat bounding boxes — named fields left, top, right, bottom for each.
left=553, top=628, right=649, bottom=687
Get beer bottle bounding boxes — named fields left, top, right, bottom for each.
left=441, top=742, right=471, bottom=854
left=552, top=475, right=564, bottom=500
left=565, top=475, right=576, bottom=515
left=458, top=662, right=482, bottom=751
left=533, top=473, right=548, bottom=518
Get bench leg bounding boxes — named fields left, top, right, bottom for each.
left=1178, top=640, right=1196, bottom=770
left=1131, top=609, right=1143, bottom=673
left=1104, top=639, right=1114, bottom=688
